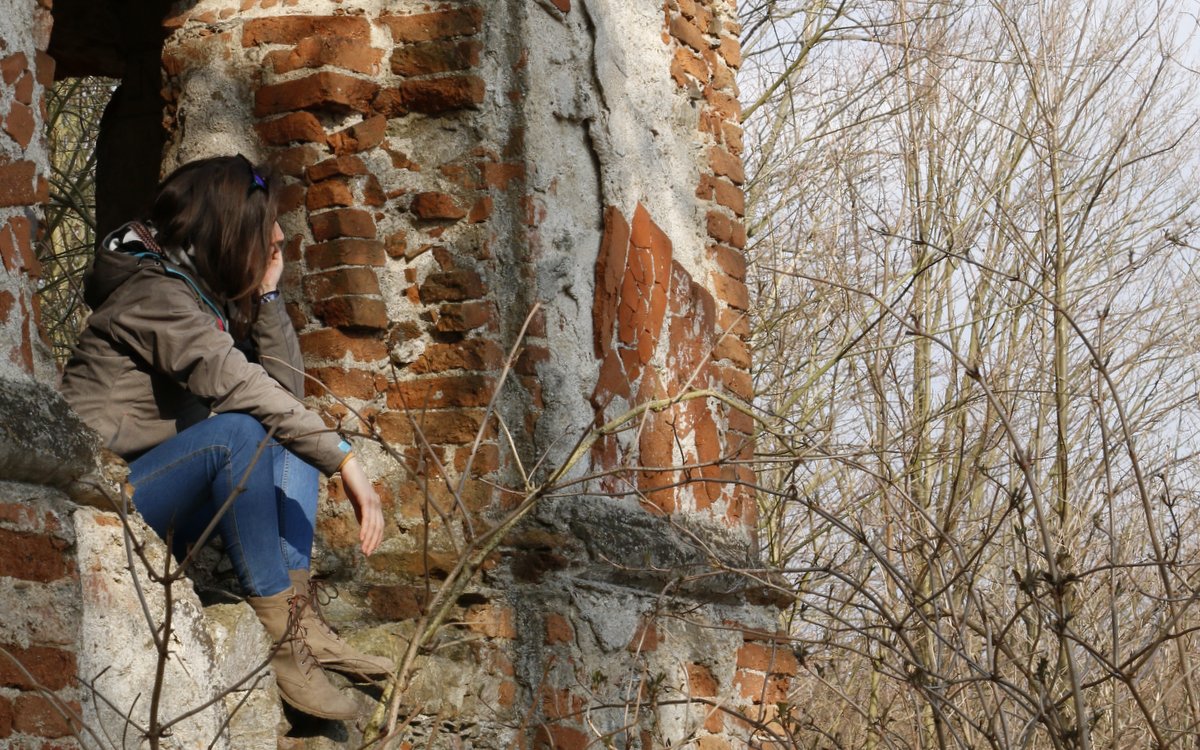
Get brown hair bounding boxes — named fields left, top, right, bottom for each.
left=149, top=155, right=280, bottom=337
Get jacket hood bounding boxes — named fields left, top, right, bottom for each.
left=84, top=222, right=227, bottom=328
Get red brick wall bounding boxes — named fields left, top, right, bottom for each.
left=0, top=0, right=55, bottom=381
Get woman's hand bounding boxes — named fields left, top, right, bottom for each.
left=258, top=223, right=285, bottom=296
left=340, top=455, right=384, bottom=556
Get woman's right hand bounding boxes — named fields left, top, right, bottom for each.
left=340, top=455, right=384, bottom=556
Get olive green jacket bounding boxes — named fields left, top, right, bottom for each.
left=61, top=223, right=350, bottom=475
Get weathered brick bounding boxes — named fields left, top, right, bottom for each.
left=309, top=208, right=376, bottom=241
left=685, top=662, right=718, bottom=697
left=1, top=53, right=27, bottom=86
left=535, top=724, right=590, bottom=750
left=242, top=15, right=371, bottom=46
left=13, top=694, right=78, bottom=739
left=303, top=267, right=381, bottom=299
left=669, top=13, right=709, bottom=54
left=734, top=671, right=789, bottom=703
left=270, top=143, right=321, bottom=177
left=367, top=584, right=428, bottom=620
left=305, top=154, right=368, bottom=182
left=463, top=603, right=515, bottom=638
left=418, top=271, right=485, bottom=303
left=380, top=408, right=493, bottom=445
left=708, top=145, right=744, bottom=185
left=708, top=243, right=745, bottom=281
left=706, top=209, right=733, bottom=244
left=390, top=39, right=481, bottom=76
left=432, top=301, right=491, bottom=332
left=3, top=102, right=35, bottom=149
left=299, top=328, right=387, bottom=362
left=305, top=179, right=354, bottom=210
left=0, top=645, right=76, bottom=690
left=719, top=33, right=742, bottom=68
left=266, top=36, right=383, bottom=75
left=387, top=374, right=494, bottom=409
left=670, top=47, right=708, bottom=87
left=0, top=161, right=43, bottom=208
left=382, top=76, right=485, bottom=115
left=713, top=273, right=748, bottom=311
left=411, top=192, right=466, bottom=220
left=0, top=529, right=73, bottom=582
left=0, top=694, right=11, bottom=738
left=720, top=364, right=753, bottom=400
left=409, top=338, right=503, bottom=374
left=737, top=642, right=799, bottom=675
left=254, top=111, right=326, bottom=145
left=705, top=85, right=741, bottom=121
left=381, top=7, right=483, bottom=43
left=313, top=296, right=389, bottom=330
left=545, top=613, right=573, bottom=645
left=304, top=238, right=386, bottom=269
left=480, top=162, right=524, bottom=189
left=304, top=366, right=385, bottom=400
left=328, top=114, right=386, bottom=155
left=254, top=72, right=379, bottom=117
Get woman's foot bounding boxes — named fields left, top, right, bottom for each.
left=289, top=569, right=397, bottom=680
left=248, top=587, right=359, bottom=720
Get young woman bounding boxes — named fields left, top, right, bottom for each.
left=61, top=155, right=391, bottom=720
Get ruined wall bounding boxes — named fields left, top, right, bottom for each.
left=0, top=0, right=793, bottom=747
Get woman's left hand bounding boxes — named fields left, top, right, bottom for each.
left=340, top=455, right=384, bottom=555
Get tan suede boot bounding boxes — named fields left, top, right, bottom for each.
left=248, top=587, right=359, bottom=720
left=289, top=570, right=396, bottom=680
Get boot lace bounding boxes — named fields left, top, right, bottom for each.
left=307, top=577, right=341, bottom=638
left=286, top=593, right=320, bottom=677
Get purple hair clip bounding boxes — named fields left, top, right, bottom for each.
left=238, top=153, right=268, bottom=194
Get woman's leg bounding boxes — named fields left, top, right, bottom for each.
left=127, top=413, right=291, bottom=597
left=273, top=446, right=319, bottom=572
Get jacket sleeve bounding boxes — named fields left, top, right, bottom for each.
left=250, top=296, right=306, bottom=398
left=106, top=276, right=350, bottom=476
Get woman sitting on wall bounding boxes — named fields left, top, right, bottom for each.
left=61, top=154, right=393, bottom=720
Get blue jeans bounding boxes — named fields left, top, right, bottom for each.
left=127, top=413, right=320, bottom=597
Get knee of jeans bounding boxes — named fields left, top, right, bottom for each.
left=209, top=412, right=269, bottom=450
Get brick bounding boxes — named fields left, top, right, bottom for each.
left=253, top=72, right=379, bottom=117
left=705, top=85, right=741, bottom=121
left=409, top=338, right=503, bottom=374
left=713, top=274, right=748, bottom=311
left=304, top=238, right=386, bottom=269
left=0, top=529, right=72, bottom=582
left=685, top=662, right=718, bottom=697
left=669, top=14, right=709, bottom=54
left=303, top=267, right=381, bottom=300
left=270, top=143, right=321, bottom=177
left=381, top=7, right=483, bottom=43
left=387, top=76, right=485, bottom=114
left=481, top=162, right=524, bottom=189
left=299, top=328, right=387, bottom=362
left=242, top=15, right=371, bottom=46
left=411, top=192, right=466, bottom=220
left=710, top=176, right=744, bottom=215
left=363, top=175, right=386, bottom=206
left=266, top=36, right=383, bottom=75
left=720, top=365, right=753, bottom=400
left=0, top=645, right=76, bottom=690
left=418, top=271, right=485, bottom=302
left=706, top=210, right=733, bottom=244
left=306, top=154, right=368, bottom=182
left=255, top=111, right=326, bottom=145
left=388, top=374, right=494, bottom=409
left=312, top=296, right=389, bottom=330
left=722, top=121, right=744, bottom=154
left=1, top=53, right=26, bottom=86
left=737, top=642, right=799, bottom=675
left=708, top=145, right=744, bottom=185
left=309, top=208, right=376, bottom=241
left=709, top=243, right=746, bottom=281
left=34, top=51, right=54, bottom=88
left=432, top=301, right=491, bottom=332
left=305, top=179, right=354, bottom=210
left=304, top=366, right=384, bottom=399
left=0, top=161, right=41, bottom=208
left=367, top=584, right=428, bottom=620
left=718, top=34, right=742, bottom=68
left=735, top=672, right=789, bottom=703
left=544, top=613, right=573, bottom=645
left=13, top=694, right=78, bottom=739
left=670, top=47, right=708, bottom=87
left=385, top=408, right=493, bottom=445
left=0, top=694, right=10, bottom=738
left=391, top=39, right=481, bottom=76
left=463, top=603, right=515, bottom=638
left=328, top=113, right=386, bottom=155
left=3, top=102, right=35, bottom=149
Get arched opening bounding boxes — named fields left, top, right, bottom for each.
left=39, top=0, right=172, bottom=360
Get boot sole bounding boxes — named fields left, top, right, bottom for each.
left=278, top=690, right=359, bottom=721
left=319, top=661, right=393, bottom=681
